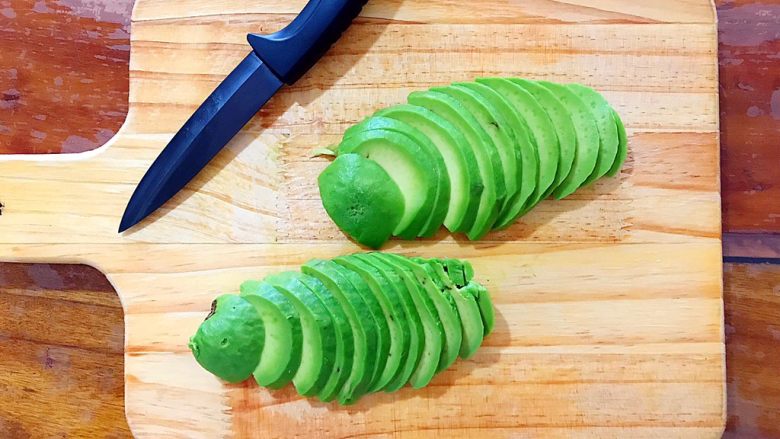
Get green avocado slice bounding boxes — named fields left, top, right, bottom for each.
left=263, top=273, right=336, bottom=397
left=433, top=86, right=509, bottom=229
left=476, top=78, right=560, bottom=215
left=421, top=260, right=485, bottom=360
left=318, top=154, right=403, bottom=249
left=538, top=81, right=600, bottom=199
left=353, top=253, right=425, bottom=392
left=448, top=83, right=520, bottom=210
left=343, top=117, right=450, bottom=238
left=334, top=255, right=411, bottom=392
left=366, top=253, right=444, bottom=389
left=608, top=108, right=628, bottom=177
left=566, top=84, right=619, bottom=184
left=188, top=294, right=264, bottom=383
left=420, top=257, right=474, bottom=288
left=461, top=81, right=538, bottom=225
left=374, top=104, right=483, bottom=234
left=334, top=260, right=392, bottom=396
left=474, top=283, right=496, bottom=336
left=408, top=90, right=501, bottom=240
left=383, top=253, right=462, bottom=373
left=337, top=130, right=438, bottom=239
left=239, top=281, right=302, bottom=389
left=510, top=78, right=576, bottom=200
left=295, top=274, right=355, bottom=402
left=300, top=260, right=378, bottom=404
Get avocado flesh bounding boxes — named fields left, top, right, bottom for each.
left=263, top=273, right=336, bottom=397
left=510, top=78, right=576, bottom=200
left=608, top=108, right=628, bottom=177
left=300, top=260, right=378, bottom=405
left=334, top=261, right=392, bottom=397
left=409, top=90, right=501, bottom=240
left=434, top=85, right=510, bottom=236
left=338, top=130, right=438, bottom=239
left=240, top=281, right=302, bottom=389
left=383, top=253, right=462, bottom=373
left=366, top=253, right=444, bottom=389
left=318, top=153, right=403, bottom=249
left=449, top=83, right=519, bottom=208
left=538, top=81, right=600, bottom=199
left=476, top=78, right=560, bottom=214
left=420, top=260, right=484, bottom=360
left=353, top=253, right=425, bottom=392
left=343, top=116, right=450, bottom=238
left=567, top=83, right=619, bottom=184
left=459, top=81, right=536, bottom=225
left=334, top=255, right=411, bottom=393
left=295, top=274, right=355, bottom=402
left=188, top=294, right=264, bottom=383
left=475, top=283, right=496, bottom=336
left=374, top=104, right=483, bottom=234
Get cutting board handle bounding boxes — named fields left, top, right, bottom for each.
left=0, top=146, right=123, bottom=263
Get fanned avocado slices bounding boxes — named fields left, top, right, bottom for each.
left=319, top=78, right=628, bottom=249
left=300, top=259, right=379, bottom=405
left=189, top=254, right=496, bottom=404
left=318, top=78, right=626, bottom=247
left=510, top=78, right=576, bottom=200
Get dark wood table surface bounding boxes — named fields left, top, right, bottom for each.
left=1, top=0, right=778, bottom=437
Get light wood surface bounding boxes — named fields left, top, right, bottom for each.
left=0, top=1, right=723, bottom=437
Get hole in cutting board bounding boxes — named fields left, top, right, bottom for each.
left=0, top=0, right=133, bottom=155
left=0, top=263, right=130, bottom=437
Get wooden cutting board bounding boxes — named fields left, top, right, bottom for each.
left=0, top=0, right=724, bottom=437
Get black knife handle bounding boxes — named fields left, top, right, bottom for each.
left=248, top=0, right=368, bottom=84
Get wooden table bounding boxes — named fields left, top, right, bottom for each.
left=0, top=0, right=777, bottom=437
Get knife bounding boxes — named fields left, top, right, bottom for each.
left=119, top=0, right=368, bottom=233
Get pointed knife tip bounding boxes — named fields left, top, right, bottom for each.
left=118, top=222, right=131, bottom=234
left=118, top=212, right=138, bottom=234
